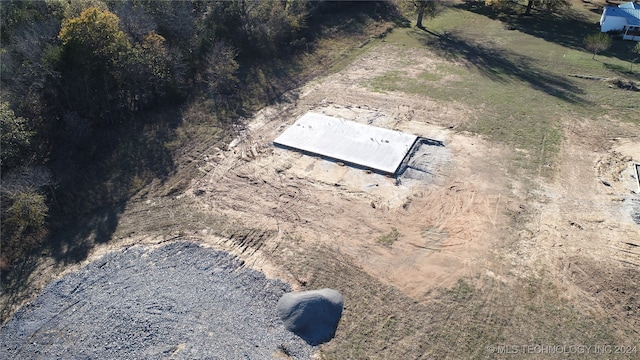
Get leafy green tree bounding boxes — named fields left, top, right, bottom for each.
left=58, top=6, right=130, bottom=67
left=56, top=7, right=133, bottom=121
left=397, top=0, right=442, bottom=29
left=4, top=190, right=48, bottom=230
left=55, top=6, right=176, bottom=118
left=1, top=102, right=34, bottom=171
left=124, top=31, right=171, bottom=111
left=0, top=163, right=53, bottom=270
left=583, top=33, right=611, bottom=60
left=217, top=0, right=308, bottom=57
left=0, top=189, right=49, bottom=270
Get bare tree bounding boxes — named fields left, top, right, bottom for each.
left=111, top=1, right=157, bottom=43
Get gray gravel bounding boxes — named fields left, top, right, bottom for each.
left=1, top=242, right=314, bottom=359
left=400, top=140, right=450, bottom=182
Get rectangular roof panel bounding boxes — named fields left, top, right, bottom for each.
left=274, top=112, right=418, bottom=175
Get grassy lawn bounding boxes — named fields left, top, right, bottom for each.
left=368, top=6, right=639, bottom=176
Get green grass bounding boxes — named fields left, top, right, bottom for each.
left=376, top=227, right=399, bottom=246
left=367, top=7, right=640, bottom=176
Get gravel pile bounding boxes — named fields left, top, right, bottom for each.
left=1, top=242, right=314, bottom=359
left=399, top=140, right=450, bottom=182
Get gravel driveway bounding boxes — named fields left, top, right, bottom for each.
left=1, top=242, right=314, bottom=359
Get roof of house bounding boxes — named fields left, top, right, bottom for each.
left=603, top=5, right=640, bottom=27
left=619, top=2, right=640, bottom=10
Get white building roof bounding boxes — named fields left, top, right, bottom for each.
left=274, top=112, right=418, bottom=175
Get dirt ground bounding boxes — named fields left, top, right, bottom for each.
left=198, top=111, right=506, bottom=296
left=183, top=41, right=640, bottom=356
left=4, top=38, right=639, bottom=358
left=178, top=41, right=640, bottom=301
left=176, top=45, right=515, bottom=300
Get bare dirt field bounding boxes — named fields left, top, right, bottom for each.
left=130, top=40, right=638, bottom=357
left=186, top=83, right=513, bottom=301
left=3, top=33, right=639, bottom=358
left=174, top=41, right=640, bottom=357
left=180, top=40, right=640, bottom=305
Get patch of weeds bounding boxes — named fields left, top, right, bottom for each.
left=419, top=69, right=444, bottom=81
left=376, top=227, right=399, bottom=246
left=448, top=279, right=475, bottom=302
left=369, top=70, right=406, bottom=93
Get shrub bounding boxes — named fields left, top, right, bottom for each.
left=0, top=189, right=49, bottom=269
left=377, top=227, right=400, bottom=246
left=583, top=33, right=611, bottom=60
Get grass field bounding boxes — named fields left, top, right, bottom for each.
left=369, top=5, right=638, bottom=177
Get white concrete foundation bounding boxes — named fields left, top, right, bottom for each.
left=274, top=112, right=418, bottom=175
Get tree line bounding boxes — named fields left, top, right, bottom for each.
left=0, top=0, right=399, bottom=271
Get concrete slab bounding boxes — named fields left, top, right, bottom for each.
left=274, top=112, right=418, bottom=175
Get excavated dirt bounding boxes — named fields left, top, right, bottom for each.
left=3, top=38, right=639, bottom=358
left=184, top=99, right=511, bottom=301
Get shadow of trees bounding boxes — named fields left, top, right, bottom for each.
left=44, top=107, right=181, bottom=266
left=455, top=1, right=640, bottom=66
left=458, top=1, right=597, bottom=48
left=414, top=27, right=589, bottom=103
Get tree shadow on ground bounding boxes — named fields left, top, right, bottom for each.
left=457, top=1, right=598, bottom=50
left=44, top=106, right=183, bottom=266
left=0, top=71, right=186, bottom=326
left=414, top=27, right=589, bottom=103
left=305, top=0, right=401, bottom=36
left=456, top=1, right=640, bottom=65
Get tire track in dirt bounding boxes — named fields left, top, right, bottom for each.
left=504, top=118, right=640, bottom=342
left=179, top=91, right=513, bottom=303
